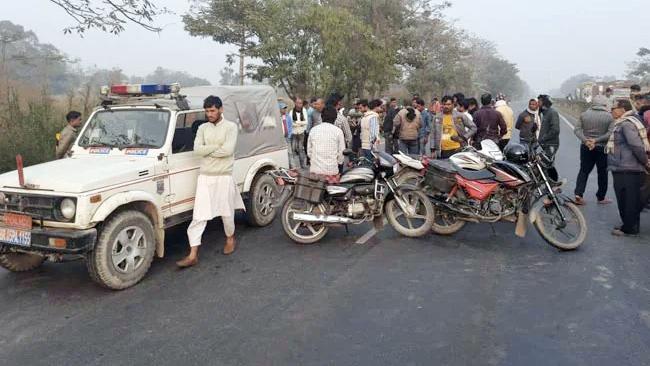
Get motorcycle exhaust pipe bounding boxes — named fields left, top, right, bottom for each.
left=292, top=213, right=354, bottom=224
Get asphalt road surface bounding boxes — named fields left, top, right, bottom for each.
left=1, top=106, right=649, bottom=366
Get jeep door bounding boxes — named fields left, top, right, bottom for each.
left=167, top=110, right=204, bottom=217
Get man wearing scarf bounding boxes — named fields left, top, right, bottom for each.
left=290, top=98, right=308, bottom=169
left=606, top=99, right=650, bottom=237
left=515, top=99, right=541, bottom=143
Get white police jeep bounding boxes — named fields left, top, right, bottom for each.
left=0, top=84, right=288, bottom=289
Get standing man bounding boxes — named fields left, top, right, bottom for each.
left=467, top=98, right=479, bottom=119
left=431, top=95, right=477, bottom=159
left=573, top=95, right=615, bottom=205
left=177, top=96, right=245, bottom=268
left=393, top=105, right=422, bottom=155
left=515, top=99, right=541, bottom=143
left=495, top=99, right=514, bottom=150
left=55, top=111, right=82, bottom=159
left=630, top=84, right=642, bottom=112
left=473, top=93, right=507, bottom=148
left=538, top=94, right=561, bottom=182
left=637, top=93, right=650, bottom=209
left=604, top=87, right=615, bottom=110
left=330, top=95, right=352, bottom=148
left=359, top=99, right=381, bottom=160
left=456, top=99, right=474, bottom=122
left=383, top=97, right=399, bottom=154
left=310, top=98, right=324, bottom=130
left=431, top=97, right=442, bottom=115
left=290, top=98, right=308, bottom=169
left=307, top=105, right=346, bottom=181
left=606, top=99, right=650, bottom=237
left=414, top=98, right=431, bottom=155
left=279, top=102, right=294, bottom=167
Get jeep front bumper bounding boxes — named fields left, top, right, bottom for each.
left=0, top=227, right=97, bottom=254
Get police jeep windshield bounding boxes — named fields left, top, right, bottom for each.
left=78, top=109, right=170, bottom=149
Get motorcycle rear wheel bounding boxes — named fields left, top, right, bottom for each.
left=281, top=197, right=329, bottom=245
left=431, top=208, right=466, bottom=235
left=533, top=201, right=586, bottom=250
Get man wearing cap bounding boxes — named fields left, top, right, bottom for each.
left=573, top=95, right=615, bottom=205
left=177, top=95, right=245, bottom=268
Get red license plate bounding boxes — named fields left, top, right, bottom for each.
left=3, top=213, right=33, bottom=230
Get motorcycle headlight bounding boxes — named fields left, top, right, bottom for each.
left=60, top=198, right=77, bottom=220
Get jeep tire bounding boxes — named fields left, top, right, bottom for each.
left=246, top=173, right=278, bottom=227
left=86, top=210, right=155, bottom=290
left=0, top=252, right=45, bottom=272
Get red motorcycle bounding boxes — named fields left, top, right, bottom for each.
left=396, top=142, right=586, bottom=250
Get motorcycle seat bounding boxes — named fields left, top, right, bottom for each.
left=456, top=168, right=495, bottom=181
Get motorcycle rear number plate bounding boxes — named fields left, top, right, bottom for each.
left=0, top=227, right=31, bottom=247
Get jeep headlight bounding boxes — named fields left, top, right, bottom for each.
left=60, top=198, right=76, bottom=220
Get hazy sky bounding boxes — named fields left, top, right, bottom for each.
left=4, top=0, right=649, bottom=94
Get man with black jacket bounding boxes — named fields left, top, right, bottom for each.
left=383, top=97, right=399, bottom=154
left=538, top=94, right=561, bottom=182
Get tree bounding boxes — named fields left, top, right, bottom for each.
left=183, top=0, right=262, bottom=85
left=143, top=66, right=210, bottom=87
left=219, top=67, right=240, bottom=86
left=627, top=47, right=650, bottom=86
left=558, top=74, right=594, bottom=97
left=48, top=0, right=170, bottom=35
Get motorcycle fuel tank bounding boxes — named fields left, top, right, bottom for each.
left=340, top=167, right=375, bottom=184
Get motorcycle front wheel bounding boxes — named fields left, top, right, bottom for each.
left=385, top=190, right=434, bottom=238
left=533, top=201, right=587, bottom=250
left=281, top=197, right=329, bottom=245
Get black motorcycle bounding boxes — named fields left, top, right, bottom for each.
left=269, top=150, right=434, bottom=244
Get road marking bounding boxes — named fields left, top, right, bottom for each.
left=355, top=218, right=388, bottom=244
left=355, top=228, right=378, bottom=245
left=560, top=114, right=575, bottom=131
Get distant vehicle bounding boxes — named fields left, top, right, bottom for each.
left=0, top=84, right=289, bottom=289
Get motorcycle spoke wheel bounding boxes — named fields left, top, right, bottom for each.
left=431, top=210, right=466, bottom=235
left=386, top=190, right=434, bottom=238
left=281, top=198, right=328, bottom=245
left=534, top=201, right=587, bottom=250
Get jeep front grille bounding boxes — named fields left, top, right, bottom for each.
left=0, top=193, right=58, bottom=221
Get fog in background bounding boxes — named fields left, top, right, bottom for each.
left=4, top=0, right=649, bottom=94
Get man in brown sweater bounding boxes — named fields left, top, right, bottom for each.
left=393, top=106, right=422, bottom=154
left=55, top=111, right=82, bottom=159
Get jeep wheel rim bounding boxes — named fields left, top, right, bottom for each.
left=111, top=226, right=147, bottom=274
left=256, top=183, right=276, bottom=217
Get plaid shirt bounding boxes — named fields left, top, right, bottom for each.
left=307, top=122, right=345, bottom=175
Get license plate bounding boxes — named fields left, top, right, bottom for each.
left=4, top=213, right=33, bottom=230
left=0, top=227, right=31, bottom=247
left=0, top=213, right=32, bottom=247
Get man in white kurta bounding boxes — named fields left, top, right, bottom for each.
left=177, top=96, right=245, bottom=268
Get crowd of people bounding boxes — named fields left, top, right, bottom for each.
left=279, top=91, right=561, bottom=179
left=279, top=86, right=650, bottom=238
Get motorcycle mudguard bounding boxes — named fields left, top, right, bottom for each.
left=385, top=183, right=420, bottom=202
left=515, top=211, right=528, bottom=238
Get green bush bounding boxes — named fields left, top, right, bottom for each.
left=0, top=90, right=65, bottom=174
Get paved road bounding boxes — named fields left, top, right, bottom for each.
left=1, top=106, right=649, bottom=366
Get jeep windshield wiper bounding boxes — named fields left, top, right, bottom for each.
left=118, top=143, right=161, bottom=150
left=82, top=142, right=116, bottom=149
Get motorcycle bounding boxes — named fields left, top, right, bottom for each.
left=268, top=150, right=434, bottom=244
left=398, top=140, right=587, bottom=250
